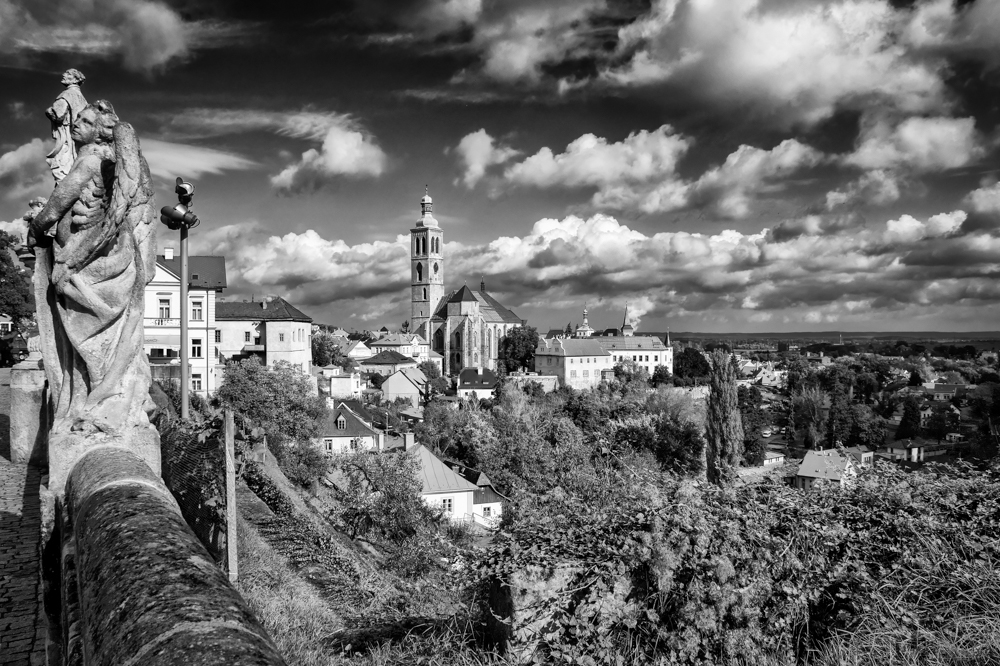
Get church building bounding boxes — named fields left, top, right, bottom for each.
left=409, top=191, right=525, bottom=375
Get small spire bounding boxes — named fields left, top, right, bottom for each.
left=667, top=327, right=671, bottom=345
left=480, top=275, right=485, bottom=292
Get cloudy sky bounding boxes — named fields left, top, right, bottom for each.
left=2, top=0, right=1000, bottom=333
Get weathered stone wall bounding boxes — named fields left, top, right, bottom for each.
left=9, top=357, right=47, bottom=466
left=65, top=446, right=285, bottom=665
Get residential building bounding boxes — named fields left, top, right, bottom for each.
left=456, top=367, right=499, bottom=399
left=314, top=365, right=363, bottom=401
left=216, top=296, right=313, bottom=373
left=882, top=440, right=925, bottom=463
left=922, top=383, right=973, bottom=402
left=533, top=338, right=613, bottom=390
left=845, top=446, right=874, bottom=465
left=317, top=403, right=381, bottom=455
left=360, top=350, right=419, bottom=376
left=340, top=338, right=372, bottom=361
left=144, top=251, right=227, bottom=397
left=381, top=367, right=427, bottom=407
left=763, top=451, right=786, bottom=466
left=443, top=461, right=507, bottom=526
left=0, top=314, right=11, bottom=334
left=794, top=449, right=858, bottom=491
left=407, top=190, right=525, bottom=375
left=409, top=444, right=478, bottom=523
left=370, top=333, right=430, bottom=363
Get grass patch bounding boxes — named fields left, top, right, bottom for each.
left=236, top=515, right=345, bottom=666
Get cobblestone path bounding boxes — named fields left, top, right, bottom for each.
left=0, top=369, right=46, bottom=666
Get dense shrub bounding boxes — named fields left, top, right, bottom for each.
left=481, top=461, right=1000, bottom=665
left=242, top=461, right=295, bottom=517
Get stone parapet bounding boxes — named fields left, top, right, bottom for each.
left=9, top=357, right=47, bottom=467
left=65, top=447, right=286, bottom=666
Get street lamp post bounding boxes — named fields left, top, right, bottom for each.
left=160, top=177, right=200, bottom=419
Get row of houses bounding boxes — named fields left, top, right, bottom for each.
left=791, top=437, right=962, bottom=490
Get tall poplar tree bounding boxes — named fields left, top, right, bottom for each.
left=705, top=349, right=744, bottom=484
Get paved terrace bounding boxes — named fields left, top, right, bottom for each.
left=0, top=368, right=45, bottom=666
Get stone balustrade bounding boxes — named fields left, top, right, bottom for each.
left=63, top=446, right=285, bottom=666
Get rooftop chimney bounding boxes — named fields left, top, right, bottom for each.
left=403, top=432, right=415, bottom=451
left=261, top=299, right=267, bottom=310
left=164, top=247, right=174, bottom=260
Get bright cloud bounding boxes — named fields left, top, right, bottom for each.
left=270, top=123, right=388, bottom=195
left=204, top=206, right=1000, bottom=328
left=453, top=129, right=519, bottom=188
left=846, top=115, right=983, bottom=172
left=141, top=139, right=257, bottom=180
left=0, top=138, right=50, bottom=201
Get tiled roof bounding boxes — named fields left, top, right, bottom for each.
left=156, top=255, right=227, bottom=290
left=335, top=400, right=374, bottom=424
left=476, top=290, right=523, bottom=323
left=320, top=406, right=378, bottom=438
left=458, top=367, right=499, bottom=390
left=796, top=449, right=853, bottom=481
left=360, top=350, right=417, bottom=366
left=410, top=444, right=478, bottom=494
left=449, top=285, right=478, bottom=303
left=595, top=336, right=668, bottom=351
left=399, top=367, right=428, bottom=387
left=216, top=296, right=312, bottom=322
left=536, top=338, right=611, bottom=356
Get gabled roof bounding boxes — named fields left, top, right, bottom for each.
left=336, top=400, right=374, bottom=424
left=536, top=338, right=611, bottom=356
left=458, top=367, right=499, bottom=390
left=361, top=350, right=417, bottom=366
left=216, top=296, right=312, bottom=322
left=409, top=444, right=478, bottom=494
left=399, top=367, right=428, bottom=387
left=382, top=368, right=426, bottom=393
left=320, top=405, right=378, bottom=438
left=595, top=336, right=668, bottom=351
left=156, top=255, right=227, bottom=290
left=797, top=449, right=854, bottom=481
left=449, top=285, right=479, bottom=303
left=474, top=290, right=523, bottom=324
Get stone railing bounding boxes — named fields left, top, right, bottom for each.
left=61, top=446, right=285, bottom=666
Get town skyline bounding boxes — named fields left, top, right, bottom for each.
left=2, top=0, right=1000, bottom=333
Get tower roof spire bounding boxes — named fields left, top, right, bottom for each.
left=417, top=187, right=438, bottom=228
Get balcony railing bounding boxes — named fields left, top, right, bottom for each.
left=147, top=317, right=180, bottom=327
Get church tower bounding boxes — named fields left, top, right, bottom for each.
left=411, top=188, right=444, bottom=341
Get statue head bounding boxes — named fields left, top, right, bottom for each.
left=22, top=198, right=47, bottom=223
left=71, top=100, right=117, bottom=147
left=61, top=69, right=85, bottom=87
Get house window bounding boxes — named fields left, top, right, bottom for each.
left=350, top=438, right=359, bottom=451
left=570, top=370, right=577, bottom=378
left=483, top=506, right=491, bottom=518
left=191, top=339, right=202, bottom=358
left=158, top=299, right=170, bottom=319
left=547, top=358, right=552, bottom=365
left=191, top=301, right=203, bottom=321
left=583, top=370, right=589, bottom=377
left=215, top=330, right=221, bottom=343
left=441, top=498, right=453, bottom=514
left=337, top=417, right=346, bottom=430
left=191, top=374, right=202, bottom=391
left=279, top=333, right=285, bottom=342
left=654, top=355, right=658, bottom=362
left=324, top=438, right=333, bottom=452
left=245, top=331, right=251, bottom=343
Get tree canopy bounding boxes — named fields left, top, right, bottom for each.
left=497, top=325, right=539, bottom=374
left=0, top=230, right=34, bottom=333
left=705, top=350, right=744, bottom=484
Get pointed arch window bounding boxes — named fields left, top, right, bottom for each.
left=422, top=287, right=427, bottom=300
left=416, top=262, right=423, bottom=281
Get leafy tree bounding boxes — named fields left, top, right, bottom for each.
left=784, top=357, right=814, bottom=394
left=847, top=404, right=886, bottom=449
left=331, top=449, right=435, bottom=542
left=400, top=319, right=410, bottom=333
left=792, top=386, right=825, bottom=442
left=417, top=360, right=441, bottom=379
left=368, top=373, right=386, bottom=390
left=895, top=396, right=922, bottom=440
left=311, top=330, right=343, bottom=367
left=738, top=385, right=766, bottom=466
left=281, top=441, right=331, bottom=487
left=564, top=322, right=573, bottom=336
left=215, top=357, right=326, bottom=449
left=653, top=416, right=706, bottom=476
left=705, top=350, right=744, bottom=483
left=908, top=370, right=924, bottom=386
left=650, top=365, right=673, bottom=388
left=825, top=387, right=852, bottom=447
left=0, top=230, right=34, bottom=334
left=854, top=372, right=879, bottom=403
left=673, top=347, right=711, bottom=383
left=926, top=409, right=950, bottom=442
left=497, top=325, right=539, bottom=373
left=941, top=370, right=965, bottom=385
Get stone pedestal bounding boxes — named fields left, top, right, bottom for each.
left=48, top=426, right=160, bottom=499
left=10, top=357, right=48, bottom=467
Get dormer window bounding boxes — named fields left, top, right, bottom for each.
left=337, top=416, right=346, bottom=430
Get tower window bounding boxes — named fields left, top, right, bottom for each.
left=433, top=262, right=439, bottom=274
left=416, top=262, right=423, bottom=281
left=423, top=288, right=427, bottom=300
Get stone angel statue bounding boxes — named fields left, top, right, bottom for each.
left=29, top=99, right=158, bottom=437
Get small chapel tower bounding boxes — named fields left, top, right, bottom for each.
left=411, top=188, right=444, bottom=340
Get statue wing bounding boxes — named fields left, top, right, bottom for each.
left=110, top=121, right=157, bottom=285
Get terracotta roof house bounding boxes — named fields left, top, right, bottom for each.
left=456, top=367, right=499, bottom=399
left=794, top=449, right=858, bottom=491
left=409, top=444, right=477, bottom=522
left=360, top=350, right=418, bottom=376
left=216, top=296, right=313, bottom=373
left=316, top=403, right=381, bottom=455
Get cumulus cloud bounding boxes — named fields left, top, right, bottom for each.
left=475, top=127, right=822, bottom=218
left=204, top=206, right=1000, bottom=328
left=600, top=0, right=949, bottom=127
left=270, top=122, right=388, bottom=195
left=453, top=129, right=519, bottom=188
left=826, top=169, right=902, bottom=209
left=0, top=0, right=194, bottom=72
left=0, top=138, right=50, bottom=201
left=154, top=107, right=389, bottom=195
left=845, top=115, right=984, bottom=172
left=140, top=139, right=257, bottom=181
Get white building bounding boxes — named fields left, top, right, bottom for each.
left=410, top=444, right=477, bottom=523
left=314, top=365, right=363, bottom=401
left=533, top=338, right=613, bottom=390
left=143, top=251, right=227, bottom=397
left=317, top=402, right=382, bottom=455
left=216, top=296, right=313, bottom=374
